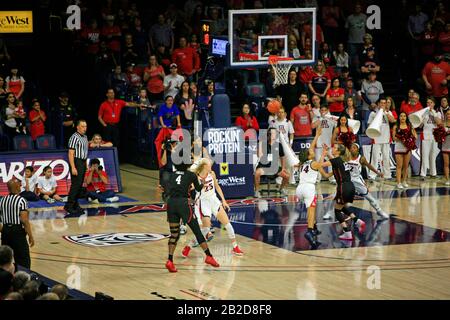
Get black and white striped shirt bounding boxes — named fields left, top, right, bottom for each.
left=68, top=132, right=89, bottom=160
left=0, top=194, right=28, bottom=225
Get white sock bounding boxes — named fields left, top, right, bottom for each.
left=224, top=223, right=237, bottom=246
left=365, top=193, right=381, bottom=213
left=201, top=227, right=209, bottom=237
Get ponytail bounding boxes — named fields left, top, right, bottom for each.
left=337, top=144, right=351, bottom=162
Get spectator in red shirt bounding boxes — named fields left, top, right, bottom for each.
left=171, top=37, right=200, bottom=81
left=437, top=23, right=450, bottom=54
left=28, top=99, right=46, bottom=141
left=400, top=92, right=423, bottom=115
left=98, top=88, right=142, bottom=148
left=326, top=78, right=345, bottom=116
left=290, top=93, right=313, bottom=137
left=143, top=55, right=165, bottom=103
left=420, top=22, right=437, bottom=60
left=422, top=54, right=450, bottom=99
left=81, top=19, right=101, bottom=55
left=235, top=103, right=260, bottom=140
left=84, top=158, right=119, bottom=203
left=101, top=15, right=122, bottom=53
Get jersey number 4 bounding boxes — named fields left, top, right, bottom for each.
left=303, top=165, right=309, bottom=173
left=176, top=175, right=182, bottom=185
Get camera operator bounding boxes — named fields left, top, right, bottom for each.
left=84, top=159, right=119, bottom=203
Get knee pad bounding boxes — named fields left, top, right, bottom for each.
left=335, top=209, right=347, bottom=223
left=169, top=226, right=180, bottom=245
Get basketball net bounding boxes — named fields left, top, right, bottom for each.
left=268, top=55, right=294, bottom=87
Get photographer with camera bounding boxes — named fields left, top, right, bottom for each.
left=84, top=158, right=119, bottom=203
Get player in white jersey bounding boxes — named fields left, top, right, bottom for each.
left=420, top=97, right=442, bottom=179
left=311, top=104, right=336, bottom=219
left=269, top=106, right=296, bottom=184
left=295, top=128, right=329, bottom=249
left=348, top=143, right=390, bottom=219
left=182, top=158, right=244, bottom=257
left=442, top=109, right=450, bottom=186
left=367, top=98, right=397, bottom=180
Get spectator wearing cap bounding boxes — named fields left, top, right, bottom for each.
left=97, top=88, right=144, bottom=148
left=171, top=37, right=201, bottom=82
left=101, top=15, right=122, bottom=54
left=84, top=158, right=119, bottom=203
left=149, top=14, right=174, bottom=53
left=28, top=99, right=47, bottom=141
left=422, top=53, right=450, bottom=100
left=125, top=62, right=142, bottom=98
left=54, top=92, right=77, bottom=148
left=164, top=63, right=185, bottom=98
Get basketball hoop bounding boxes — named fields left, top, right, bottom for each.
left=268, top=55, right=295, bottom=87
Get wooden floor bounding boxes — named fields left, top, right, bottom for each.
left=28, top=164, right=450, bottom=300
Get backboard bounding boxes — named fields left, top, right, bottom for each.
left=228, top=8, right=317, bottom=68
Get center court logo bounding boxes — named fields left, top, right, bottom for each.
left=63, top=233, right=169, bottom=247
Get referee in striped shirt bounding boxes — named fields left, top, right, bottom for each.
left=0, top=179, right=35, bottom=269
left=64, top=119, right=89, bottom=214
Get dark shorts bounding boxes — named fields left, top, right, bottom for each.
left=335, top=182, right=355, bottom=205
left=167, top=197, right=195, bottom=224
left=39, top=192, right=56, bottom=200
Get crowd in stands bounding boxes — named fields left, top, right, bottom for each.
left=0, top=245, right=70, bottom=300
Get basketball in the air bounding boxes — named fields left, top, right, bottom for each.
left=267, top=100, right=281, bottom=114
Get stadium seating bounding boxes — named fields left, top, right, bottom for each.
left=211, top=94, right=231, bottom=127
left=13, top=135, right=34, bottom=151
left=35, top=134, right=57, bottom=150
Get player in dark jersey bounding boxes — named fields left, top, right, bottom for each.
left=320, top=143, right=366, bottom=241
left=165, top=162, right=220, bottom=272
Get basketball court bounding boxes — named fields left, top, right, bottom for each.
left=27, top=163, right=450, bottom=300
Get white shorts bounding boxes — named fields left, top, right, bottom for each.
left=352, top=177, right=369, bottom=196
left=194, top=196, right=221, bottom=220
left=295, top=183, right=317, bottom=208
